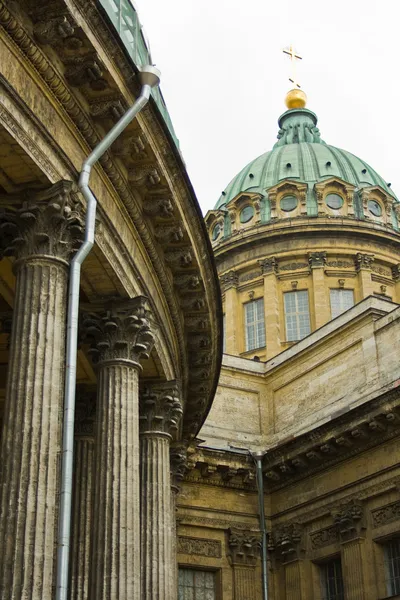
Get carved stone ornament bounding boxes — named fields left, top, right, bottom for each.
left=81, top=297, right=154, bottom=366
left=308, top=251, right=327, bottom=268
left=65, top=55, right=107, bottom=90
left=259, top=257, right=278, bottom=275
left=228, top=528, right=261, bottom=566
left=178, top=536, right=222, bottom=558
left=170, top=443, right=188, bottom=492
left=219, top=270, right=239, bottom=292
left=155, top=224, right=184, bottom=244
left=34, top=14, right=75, bottom=45
left=90, top=97, right=125, bottom=121
left=143, top=196, right=174, bottom=218
left=269, top=523, right=304, bottom=562
left=310, top=525, right=339, bottom=550
left=139, top=381, right=183, bottom=436
left=129, top=166, right=161, bottom=187
left=392, top=264, right=400, bottom=282
left=355, top=253, right=374, bottom=271
left=0, top=180, right=84, bottom=264
left=113, top=133, right=148, bottom=159
left=331, top=500, right=365, bottom=542
left=164, top=248, right=193, bottom=268
left=372, top=499, right=400, bottom=528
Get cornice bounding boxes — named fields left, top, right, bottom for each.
left=0, top=0, right=222, bottom=436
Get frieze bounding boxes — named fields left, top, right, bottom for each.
left=310, top=525, right=339, bottom=549
left=280, top=262, right=309, bottom=271
left=371, top=264, right=392, bottom=278
left=178, top=536, right=222, bottom=558
left=372, top=499, right=400, bottom=528
left=239, top=270, right=262, bottom=283
left=326, top=261, right=354, bottom=269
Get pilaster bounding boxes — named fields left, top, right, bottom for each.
left=308, top=252, right=328, bottom=329
left=270, top=523, right=306, bottom=600
left=355, top=253, right=375, bottom=298
left=0, top=181, right=83, bottom=600
left=259, top=258, right=281, bottom=358
left=228, top=528, right=261, bottom=600
left=82, top=298, right=154, bottom=600
left=69, top=391, right=96, bottom=600
left=332, top=500, right=372, bottom=600
left=220, top=271, right=239, bottom=354
left=140, top=382, right=183, bottom=600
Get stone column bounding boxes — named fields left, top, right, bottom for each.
left=355, top=253, right=375, bottom=298
left=69, top=391, right=96, bottom=600
left=220, top=271, right=239, bottom=354
left=333, top=500, right=372, bottom=600
left=0, top=181, right=83, bottom=600
left=259, top=258, right=281, bottom=358
left=309, top=252, right=329, bottom=329
left=140, top=382, right=183, bottom=600
left=228, top=528, right=262, bottom=600
left=82, top=298, right=154, bottom=600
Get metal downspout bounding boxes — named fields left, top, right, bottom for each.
left=55, top=65, right=161, bottom=600
left=254, top=453, right=269, bottom=600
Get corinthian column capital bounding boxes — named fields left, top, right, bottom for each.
left=0, top=180, right=84, bottom=265
left=81, top=297, right=155, bottom=367
left=139, top=381, right=183, bottom=436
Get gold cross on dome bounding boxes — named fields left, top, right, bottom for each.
left=283, top=45, right=302, bottom=88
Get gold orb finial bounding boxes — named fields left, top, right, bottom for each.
left=285, top=88, right=307, bottom=109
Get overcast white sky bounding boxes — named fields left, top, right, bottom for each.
left=136, top=0, right=399, bottom=215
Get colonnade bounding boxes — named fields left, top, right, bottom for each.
left=0, top=181, right=184, bottom=600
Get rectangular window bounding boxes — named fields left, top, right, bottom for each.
left=284, top=291, right=311, bottom=342
left=244, top=298, right=266, bottom=351
left=178, top=568, right=216, bottom=600
left=320, top=558, right=345, bottom=600
left=384, top=538, right=400, bottom=596
left=330, top=289, right=355, bottom=319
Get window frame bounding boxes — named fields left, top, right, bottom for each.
left=384, top=537, right=400, bottom=597
left=178, top=566, right=221, bottom=600
left=319, top=556, right=345, bottom=600
left=330, top=288, right=355, bottom=319
left=244, top=297, right=266, bottom=351
left=283, top=289, right=311, bottom=342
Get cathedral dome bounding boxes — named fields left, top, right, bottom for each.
left=215, top=108, right=395, bottom=211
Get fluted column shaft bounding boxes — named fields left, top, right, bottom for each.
left=69, top=395, right=95, bottom=600
left=91, top=361, right=141, bottom=599
left=83, top=299, right=154, bottom=600
left=0, top=181, right=83, bottom=600
left=141, top=433, right=173, bottom=598
left=140, top=383, right=182, bottom=600
left=0, top=258, right=68, bottom=600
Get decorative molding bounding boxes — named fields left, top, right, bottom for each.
left=326, top=260, right=354, bottom=269
left=139, top=381, right=182, bottom=435
left=280, top=262, right=309, bottom=272
left=310, top=525, right=339, bottom=550
left=228, top=528, right=261, bottom=566
left=81, top=297, right=154, bottom=364
left=308, top=251, right=327, bottom=268
left=259, top=257, right=278, bottom=275
left=372, top=499, right=400, bottom=528
left=178, top=536, right=222, bottom=558
left=0, top=180, right=84, bottom=262
left=219, top=270, right=239, bottom=292
left=269, top=523, right=304, bottom=562
left=332, top=500, right=365, bottom=542
left=355, top=253, right=374, bottom=271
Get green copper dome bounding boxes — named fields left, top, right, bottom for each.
left=215, top=108, right=395, bottom=210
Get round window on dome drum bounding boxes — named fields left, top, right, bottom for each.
left=212, top=222, right=221, bottom=240
left=240, top=205, right=254, bottom=223
left=280, top=195, right=298, bottom=212
left=325, top=193, right=344, bottom=210
left=368, top=200, right=382, bottom=217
